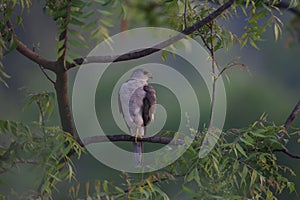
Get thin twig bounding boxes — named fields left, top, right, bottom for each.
left=278, top=99, right=300, bottom=138
left=36, top=100, right=46, bottom=135
left=32, top=46, right=55, bottom=84
left=122, top=174, right=184, bottom=195
left=274, top=149, right=300, bottom=159
left=15, top=159, right=38, bottom=164
left=275, top=100, right=300, bottom=158
left=284, top=100, right=300, bottom=130
left=200, top=34, right=212, bottom=51
left=38, top=65, right=55, bottom=85
left=184, top=0, right=188, bottom=29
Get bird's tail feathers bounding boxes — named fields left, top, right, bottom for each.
left=133, top=142, right=143, bottom=168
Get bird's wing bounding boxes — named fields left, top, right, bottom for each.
left=142, top=85, right=156, bottom=126
left=118, top=86, right=123, bottom=115
left=118, top=81, right=134, bottom=132
left=129, top=87, right=146, bottom=127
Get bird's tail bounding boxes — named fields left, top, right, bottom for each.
left=133, top=141, right=143, bottom=167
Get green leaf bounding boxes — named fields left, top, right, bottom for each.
left=53, top=9, right=67, bottom=20
left=83, top=20, right=98, bottom=32
left=274, top=23, right=279, bottom=41
left=240, top=134, right=255, bottom=147
left=289, top=0, right=298, bottom=8
left=182, top=186, right=199, bottom=196
left=80, top=10, right=95, bottom=19
left=250, top=129, right=267, bottom=138
left=70, top=18, right=85, bottom=26
left=54, top=39, right=65, bottom=51
left=69, top=39, right=85, bottom=48
left=57, top=48, right=65, bottom=60
left=240, top=165, right=248, bottom=181
left=97, top=9, right=113, bottom=16
left=249, top=39, right=259, bottom=50
left=235, top=143, right=247, bottom=158
left=68, top=49, right=82, bottom=59
left=101, top=19, right=114, bottom=27
left=103, top=180, right=109, bottom=194
left=250, top=169, right=257, bottom=186
left=161, top=50, right=168, bottom=62
left=69, top=29, right=85, bottom=41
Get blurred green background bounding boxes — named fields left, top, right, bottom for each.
left=0, top=1, right=300, bottom=199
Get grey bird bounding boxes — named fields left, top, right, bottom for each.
left=118, top=68, right=156, bottom=167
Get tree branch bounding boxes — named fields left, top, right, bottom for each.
left=5, top=20, right=57, bottom=72
left=184, top=0, right=188, bottom=29
left=55, top=72, right=75, bottom=137
left=81, top=135, right=184, bottom=146
left=275, top=100, right=300, bottom=159
left=284, top=99, right=300, bottom=130
left=38, top=65, right=55, bottom=85
left=278, top=99, right=300, bottom=138
left=274, top=148, right=300, bottom=159
left=67, top=0, right=235, bottom=69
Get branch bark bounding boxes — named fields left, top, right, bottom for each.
left=5, top=20, right=57, bottom=72
left=55, top=71, right=75, bottom=138
left=275, top=100, right=300, bottom=159
left=284, top=100, right=300, bottom=131
left=278, top=99, right=300, bottom=138
left=81, top=135, right=184, bottom=146
left=67, top=0, right=235, bottom=69
left=274, top=148, right=300, bottom=159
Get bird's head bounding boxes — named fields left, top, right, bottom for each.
left=130, top=68, right=152, bottom=81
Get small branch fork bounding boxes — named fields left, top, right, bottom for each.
left=275, top=100, right=300, bottom=159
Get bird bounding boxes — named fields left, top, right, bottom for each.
left=118, top=68, right=156, bottom=167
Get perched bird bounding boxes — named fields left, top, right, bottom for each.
left=118, top=68, right=156, bottom=167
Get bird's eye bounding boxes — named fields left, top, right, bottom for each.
left=143, top=71, right=148, bottom=75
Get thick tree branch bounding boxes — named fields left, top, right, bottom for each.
left=5, top=20, right=57, bottom=72
left=81, top=135, right=184, bottom=146
left=55, top=72, right=75, bottom=138
left=16, top=42, right=57, bottom=71
left=67, top=0, right=235, bottom=69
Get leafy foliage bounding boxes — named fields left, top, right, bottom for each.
left=0, top=0, right=31, bottom=86
left=48, top=116, right=297, bottom=200
left=0, top=0, right=300, bottom=199
left=42, top=0, right=117, bottom=66
left=0, top=91, right=83, bottom=197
